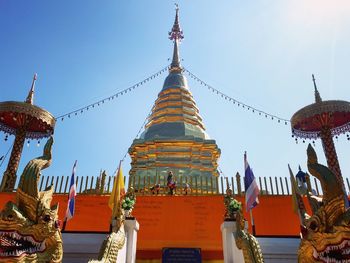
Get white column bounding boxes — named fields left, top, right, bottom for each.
left=221, top=221, right=245, bottom=263
left=124, top=219, right=140, bottom=263
left=117, top=232, right=127, bottom=263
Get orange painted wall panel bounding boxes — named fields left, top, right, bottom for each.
left=0, top=193, right=306, bottom=252
left=132, top=195, right=225, bottom=250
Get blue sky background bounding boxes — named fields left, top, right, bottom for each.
left=1, top=1, right=350, bottom=189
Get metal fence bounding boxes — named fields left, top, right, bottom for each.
left=3, top=172, right=350, bottom=196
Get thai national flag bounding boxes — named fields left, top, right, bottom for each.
left=244, top=152, right=260, bottom=211
left=65, top=160, right=77, bottom=221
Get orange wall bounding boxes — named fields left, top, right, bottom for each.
left=0, top=193, right=305, bottom=254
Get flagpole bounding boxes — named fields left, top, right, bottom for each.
left=62, top=218, right=67, bottom=232
left=109, top=168, right=118, bottom=233
left=249, top=208, right=256, bottom=236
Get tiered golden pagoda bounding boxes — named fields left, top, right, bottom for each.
left=128, top=7, right=221, bottom=183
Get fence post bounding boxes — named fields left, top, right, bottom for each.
left=231, top=177, right=235, bottom=196
left=100, top=172, right=106, bottom=194
left=205, top=177, right=208, bottom=195
left=50, top=176, right=54, bottom=188
left=180, top=176, right=183, bottom=195
left=236, top=172, right=242, bottom=196
left=220, top=177, right=224, bottom=195
left=280, top=177, right=284, bottom=195
left=84, top=176, right=89, bottom=193
left=269, top=177, right=274, bottom=195
left=106, top=176, right=111, bottom=193
left=44, top=176, right=50, bottom=189
left=258, top=177, right=263, bottom=195
left=64, top=176, right=69, bottom=194
left=143, top=177, right=146, bottom=195
left=275, top=177, right=279, bottom=195
left=54, top=176, right=59, bottom=193
left=216, top=176, right=219, bottom=194
left=264, top=177, right=268, bottom=195
left=137, top=175, right=141, bottom=193
left=285, top=177, right=290, bottom=195
left=39, top=176, right=44, bottom=191
left=79, top=176, right=84, bottom=193
left=59, top=175, right=64, bottom=193
left=90, top=176, right=94, bottom=191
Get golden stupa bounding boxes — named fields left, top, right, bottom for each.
left=128, top=7, right=220, bottom=184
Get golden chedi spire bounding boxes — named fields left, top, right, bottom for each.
left=128, top=6, right=220, bottom=183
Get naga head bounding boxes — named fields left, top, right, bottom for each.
left=0, top=137, right=63, bottom=262
left=297, top=144, right=350, bottom=263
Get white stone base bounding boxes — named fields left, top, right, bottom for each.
left=63, top=219, right=139, bottom=263
left=125, top=219, right=140, bottom=263
left=62, top=234, right=299, bottom=262
left=221, top=221, right=245, bottom=263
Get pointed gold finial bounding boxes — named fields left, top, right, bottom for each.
left=169, top=4, right=184, bottom=73
left=26, top=73, right=37, bottom=104
left=312, top=74, right=322, bottom=103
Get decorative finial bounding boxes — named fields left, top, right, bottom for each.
left=169, top=4, right=183, bottom=42
left=26, top=73, right=37, bottom=104
left=169, top=4, right=184, bottom=73
left=312, top=74, right=322, bottom=103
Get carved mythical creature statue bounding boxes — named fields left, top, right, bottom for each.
left=88, top=193, right=128, bottom=262
left=0, top=137, right=63, bottom=262
left=234, top=208, right=264, bottom=263
left=296, top=144, right=350, bottom=262
left=88, top=212, right=125, bottom=263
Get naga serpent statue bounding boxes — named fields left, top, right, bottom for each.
left=0, top=136, right=63, bottom=262
left=235, top=208, right=264, bottom=263
left=88, top=189, right=135, bottom=263
left=296, top=144, right=350, bottom=263
left=88, top=212, right=125, bottom=263
left=224, top=187, right=264, bottom=262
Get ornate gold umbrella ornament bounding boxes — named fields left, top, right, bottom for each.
left=291, top=75, right=350, bottom=188
left=0, top=74, right=55, bottom=192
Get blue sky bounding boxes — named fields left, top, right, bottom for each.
left=1, top=1, right=350, bottom=189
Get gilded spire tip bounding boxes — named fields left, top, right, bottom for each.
left=169, top=5, right=184, bottom=73
left=312, top=74, right=322, bottom=103
left=26, top=73, right=37, bottom=104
